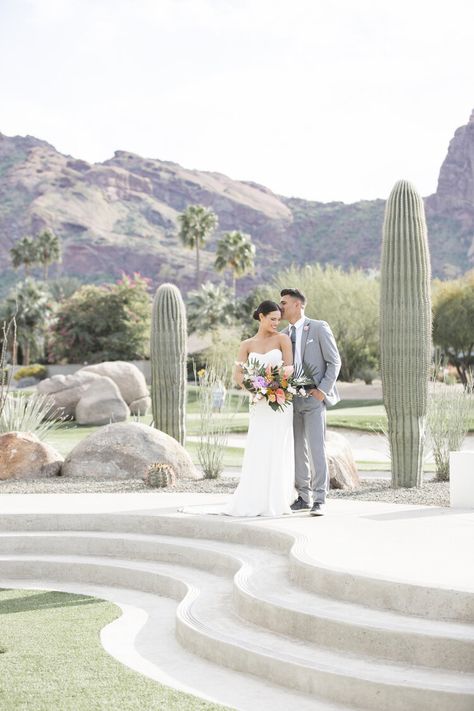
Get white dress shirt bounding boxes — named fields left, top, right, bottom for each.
left=290, top=315, right=306, bottom=369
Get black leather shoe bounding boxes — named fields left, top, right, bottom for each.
left=290, top=496, right=311, bottom=511
left=310, top=502, right=325, bottom=516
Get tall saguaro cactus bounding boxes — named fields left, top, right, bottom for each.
left=150, top=283, right=187, bottom=445
left=380, top=180, right=432, bottom=488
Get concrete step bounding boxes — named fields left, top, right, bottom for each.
left=2, top=511, right=472, bottom=623
left=2, top=530, right=473, bottom=672
left=288, top=533, right=474, bottom=623
left=234, top=559, right=474, bottom=673
left=1, top=553, right=473, bottom=711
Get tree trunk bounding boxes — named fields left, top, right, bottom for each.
left=196, top=241, right=201, bottom=288
left=232, top=272, right=236, bottom=296
left=23, top=340, right=30, bottom=366
left=43, top=262, right=49, bottom=281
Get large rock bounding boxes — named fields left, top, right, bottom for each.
left=75, top=376, right=129, bottom=426
left=81, top=362, right=148, bottom=406
left=129, top=395, right=151, bottom=416
left=0, top=431, right=63, bottom=480
left=37, top=371, right=102, bottom=418
left=326, top=430, right=360, bottom=490
left=62, top=422, right=198, bottom=479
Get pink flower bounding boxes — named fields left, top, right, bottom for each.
left=275, top=388, right=286, bottom=406
left=303, top=325, right=309, bottom=331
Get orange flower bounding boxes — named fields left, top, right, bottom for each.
left=267, top=391, right=277, bottom=402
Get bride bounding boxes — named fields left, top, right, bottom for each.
left=224, top=300, right=295, bottom=517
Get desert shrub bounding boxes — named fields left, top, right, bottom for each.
left=0, top=392, right=66, bottom=439
left=427, top=383, right=473, bottom=481
left=195, top=364, right=234, bottom=479
left=14, top=364, right=48, bottom=381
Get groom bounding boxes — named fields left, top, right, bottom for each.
left=280, top=288, right=341, bottom=516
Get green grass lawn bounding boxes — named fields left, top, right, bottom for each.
left=43, top=396, right=472, bottom=466
left=327, top=404, right=388, bottom=433
left=0, top=588, right=226, bottom=711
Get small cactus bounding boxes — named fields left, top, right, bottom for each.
left=143, top=462, right=176, bottom=488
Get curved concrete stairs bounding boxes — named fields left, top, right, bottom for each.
left=0, top=511, right=473, bottom=711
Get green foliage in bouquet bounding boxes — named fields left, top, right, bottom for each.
left=380, top=180, right=432, bottom=488
left=143, top=462, right=176, bottom=488
left=150, top=283, right=187, bottom=444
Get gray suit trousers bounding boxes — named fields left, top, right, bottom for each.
left=293, top=396, right=328, bottom=504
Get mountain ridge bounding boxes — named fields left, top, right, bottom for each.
left=1, top=110, right=473, bottom=295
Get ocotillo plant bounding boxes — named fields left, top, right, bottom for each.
left=150, top=283, right=187, bottom=444
left=380, top=180, right=432, bottom=487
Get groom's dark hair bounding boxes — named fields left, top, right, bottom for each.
left=280, top=287, right=307, bottom=305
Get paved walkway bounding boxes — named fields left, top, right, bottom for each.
left=189, top=429, right=474, bottom=464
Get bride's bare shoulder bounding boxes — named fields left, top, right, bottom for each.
left=241, top=336, right=258, bottom=348
left=278, top=332, right=291, bottom=346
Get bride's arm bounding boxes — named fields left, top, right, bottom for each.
left=279, top=334, right=293, bottom=367
left=233, top=341, right=249, bottom=387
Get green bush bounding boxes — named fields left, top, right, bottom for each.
left=273, top=264, right=380, bottom=381
left=14, top=364, right=48, bottom=381
left=433, top=271, right=474, bottom=387
left=48, top=273, right=151, bottom=363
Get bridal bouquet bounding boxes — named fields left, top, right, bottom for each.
left=238, top=359, right=314, bottom=412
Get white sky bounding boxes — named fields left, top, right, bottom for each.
left=0, top=0, right=472, bottom=203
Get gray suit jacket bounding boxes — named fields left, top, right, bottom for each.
left=284, top=318, right=341, bottom=407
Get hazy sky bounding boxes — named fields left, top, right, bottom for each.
left=1, top=0, right=472, bottom=203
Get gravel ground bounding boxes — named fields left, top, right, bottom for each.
left=0, top=475, right=450, bottom=507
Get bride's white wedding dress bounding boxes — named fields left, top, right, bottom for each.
left=181, top=349, right=295, bottom=518
left=224, top=349, right=295, bottom=516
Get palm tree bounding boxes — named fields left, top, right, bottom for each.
left=36, top=230, right=62, bottom=280
left=186, top=282, right=235, bottom=334
left=214, top=231, right=256, bottom=294
left=4, top=279, right=51, bottom=365
left=177, top=205, right=218, bottom=288
left=10, top=236, right=39, bottom=277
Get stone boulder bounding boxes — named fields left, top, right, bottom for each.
left=326, top=430, right=360, bottom=490
left=37, top=371, right=102, bottom=418
left=75, top=376, right=130, bottom=426
left=81, top=361, right=148, bottom=406
left=0, top=431, right=63, bottom=480
left=15, top=376, right=39, bottom=389
left=62, top=422, right=198, bottom=480
left=129, top=396, right=151, bottom=416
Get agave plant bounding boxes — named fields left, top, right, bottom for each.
left=0, top=392, right=66, bottom=439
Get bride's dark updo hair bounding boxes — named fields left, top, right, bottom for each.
left=252, top=300, right=282, bottom=321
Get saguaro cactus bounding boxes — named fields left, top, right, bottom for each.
left=150, top=283, right=187, bottom=444
left=380, top=180, right=432, bottom=488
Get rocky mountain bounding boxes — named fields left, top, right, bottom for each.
left=0, top=110, right=473, bottom=297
